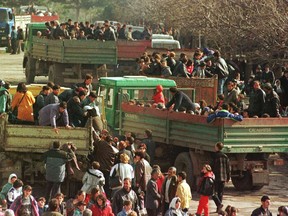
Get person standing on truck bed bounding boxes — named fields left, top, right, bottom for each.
left=75, top=74, right=93, bottom=96
left=103, top=23, right=116, bottom=41
left=165, top=87, right=195, bottom=113
left=210, top=142, right=231, bottom=213
left=248, top=80, right=266, bottom=117
left=42, top=141, right=74, bottom=203
left=262, top=83, right=281, bottom=118
left=45, top=84, right=61, bottom=106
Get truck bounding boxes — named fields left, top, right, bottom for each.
left=0, top=7, right=14, bottom=47
left=0, top=76, right=286, bottom=192
left=96, top=76, right=288, bottom=190
left=23, top=22, right=117, bottom=86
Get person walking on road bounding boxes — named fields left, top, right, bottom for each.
left=251, top=195, right=272, bottom=216
left=175, top=171, right=192, bottom=213
left=210, top=142, right=231, bottom=213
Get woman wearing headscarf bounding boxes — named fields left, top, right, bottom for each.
left=165, top=197, right=186, bottom=216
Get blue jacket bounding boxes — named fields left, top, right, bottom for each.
left=207, top=110, right=243, bottom=123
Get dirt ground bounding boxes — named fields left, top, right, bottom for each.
left=1, top=51, right=288, bottom=215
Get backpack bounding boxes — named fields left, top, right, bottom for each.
left=198, top=176, right=214, bottom=196
left=203, top=177, right=215, bottom=196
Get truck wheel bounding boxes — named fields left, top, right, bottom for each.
left=174, top=152, right=195, bottom=189
left=232, top=171, right=253, bottom=190
left=25, top=57, right=36, bottom=83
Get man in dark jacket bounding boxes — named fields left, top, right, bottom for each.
left=248, top=80, right=266, bottom=117
left=112, top=178, right=139, bottom=214
left=262, top=83, right=280, bottom=117
left=251, top=196, right=272, bottom=216
left=166, top=87, right=195, bottom=113
left=93, top=135, right=116, bottom=197
left=161, top=167, right=178, bottom=215
left=146, top=169, right=161, bottom=216
left=210, top=142, right=230, bottom=212
left=42, top=141, right=73, bottom=202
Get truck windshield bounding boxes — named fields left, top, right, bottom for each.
left=0, top=10, right=8, bottom=22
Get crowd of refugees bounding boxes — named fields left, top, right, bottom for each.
left=38, top=19, right=154, bottom=42
left=0, top=74, right=104, bottom=134
left=0, top=136, right=285, bottom=216
left=134, top=47, right=288, bottom=119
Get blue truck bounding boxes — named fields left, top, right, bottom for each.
left=0, top=7, right=15, bottom=47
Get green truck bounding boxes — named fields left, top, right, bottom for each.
left=96, top=76, right=288, bottom=190
left=23, top=23, right=117, bottom=85
left=1, top=76, right=287, bottom=192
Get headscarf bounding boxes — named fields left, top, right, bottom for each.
left=169, top=197, right=183, bottom=216
left=8, top=174, right=17, bottom=184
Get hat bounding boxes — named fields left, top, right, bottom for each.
left=261, top=195, right=270, bottom=202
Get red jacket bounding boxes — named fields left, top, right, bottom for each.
left=90, top=204, right=114, bottom=216
left=152, top=85, right=165, bottom=104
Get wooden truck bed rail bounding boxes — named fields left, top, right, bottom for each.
left=0, top=116, right=92, bottom=154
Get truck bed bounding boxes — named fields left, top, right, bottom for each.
left=31, top=37, right=117, bottom=65
left=0, top=117, right=91, bottom=154
left=120, top=104, right=288, bottom=153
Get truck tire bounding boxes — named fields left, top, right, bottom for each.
left=25, top=57, right=36, bottom=83
left=174, top=152, right=195, bottom=190
left=231, top=171, right=254, bottom=190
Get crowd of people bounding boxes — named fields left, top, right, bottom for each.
left=0, top=136, right=285, bottom=216
left=39, top=19, right=153, bottom=42
left=131, top=47, right=288, bottom=119
left=0, top=74, right=104, bottom=134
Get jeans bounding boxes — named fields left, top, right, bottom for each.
left=218, top=77, right=227, bottom=95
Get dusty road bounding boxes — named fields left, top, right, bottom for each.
left=0, top=51, right=47, bottom=84
left=1, top=51, right=288, bottom=215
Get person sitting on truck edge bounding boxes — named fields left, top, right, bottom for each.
left=38, top=101, right=72, bottom=133
left=210, top=142, right=231, bottom=213
left=11, top=82, right=35, bottom=124
left=207, top=103, right=243, bottom=123
left=165, top=87, right=195, bottom=113
left=160, top=59, right=172, bottom=78
left=44, top=84, right=61, bottom=106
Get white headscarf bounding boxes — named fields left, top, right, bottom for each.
left=169, top=197, right=183, bottom=216
left=8, top=173, right=17, bottom=184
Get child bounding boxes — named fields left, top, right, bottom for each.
left=195, top=165, right=215, bottom=216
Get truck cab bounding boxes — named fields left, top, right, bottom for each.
left=96, top=76, right=178, bottom=131
left=0, top=7, right=14, bottom=47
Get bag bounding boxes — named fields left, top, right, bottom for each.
left=8, top=107, right=18, bottom=124
left=8, top=93, right=26, bottom=124
left=203, top=177, right=215, bottom=196
left=109, top=164, right=122, bottom=189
